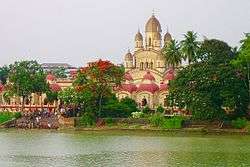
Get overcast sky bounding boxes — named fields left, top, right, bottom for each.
left=0, top=0, right=250, bottom=67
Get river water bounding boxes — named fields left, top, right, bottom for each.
left=0, top=129, right=249, bottom=167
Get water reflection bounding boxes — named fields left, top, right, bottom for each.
left=0, top=130, right=249, bottom=167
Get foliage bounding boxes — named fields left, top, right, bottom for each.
left=131, top=111, right=144, bottom=119
left=198, top=39, right=234, bottom=64
left=169, top=39, right=248, bottom=121
left=74, top=60, right=124, bottom=117
left=45, top=90, right=58, bottom=104
left=162, top=39, right=182, bottom=68
left=142, top=106, right=151, bottom=114
left=51, top=67, right=67, bottom=78
left=101, top=96, right=138, bottom=118
left=161, top=117, right=184, bottom=129
left=231, top=117, right=248, bottom=129
left=8, top=61, right=47, bottom=109
left=105, top=117, right=114, bottom=126
left=156, top=105, right=165, bottom=113
left=149, top=113, right=165, bottom=127
left=149, top=114, right=184, bottom=129
left=0, top=66, right=10, bottom=84
left=58, top=87, right=95, bottom=114
left=0, top=112, right=21, bottom=124
left=79, top=112, right=96, bottom=127
left=231, top=33, right=250, bottom=101
left=180, top=31, right=200, bottom=64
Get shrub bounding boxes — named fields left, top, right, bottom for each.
left=131, top=111, right=144, bottom=119
left=149, top=113, right=165, bottom=127
left=149, top=114, right=184, bottom=129
left=142, top=106, right=151, bottom=114
left=156, top=106, right=165, bottom=113
left=162, top=117, right=184, bottom=129
left=14, top=112, right=22, bottom=119
left=105, top=117, right=114, bottom=126
left=79, top=112, right=95, bottom=127
left=231, top=117, right=248, bottom=129
left=101, top=97, right=138, bottom=118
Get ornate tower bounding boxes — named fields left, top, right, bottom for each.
left=164, top=30, right=172, bottom=46
left=145, top=14, right=162, bottom=50
left=124, top=50, right=133, bottom=71
left=135, top=30, right=143, bottom=51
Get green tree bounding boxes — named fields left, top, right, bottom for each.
left=231, top=33, right=250, bottom=103
left=169, top=39, right=248, bottom=120
left=51, top=67, right=67, bottom=78
left=0, top=65, right=10, bottom=84
left=162, top=39, right=182, bottom=69
left=180, top=31, right=200, bottom=64
left=8, top=61, right=47, bottom=110
left=74, top=60, right=124, bottom=117
left=198, top=39, right=234, bottom=64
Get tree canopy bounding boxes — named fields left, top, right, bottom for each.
left=169, top=39, right=249, bottom=120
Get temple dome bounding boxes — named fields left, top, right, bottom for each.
left=164, top=32, right=172, bottom=42
left=118, top=83, right=137, bottom=93
left=155, top=32, right=162, bottom=40
left=145, top=15, right=162, bottom=32
left=137, top=83, right=159, bottom=93
left=135, top=31, right=143, bottom=41
left=124, top=51, right=133, bottom=60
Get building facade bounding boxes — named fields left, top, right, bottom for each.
left=116, top=14, right=175, bottom=109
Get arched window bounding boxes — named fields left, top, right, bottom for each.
left=140, top=62, right=144, bottom=70
left=149, top=38, right=151, bottom=46
left=145, top=62, right=149, bottom=69
left=142, top=98, right=147, bottom=106
left=150, top=62, right=153, bottom=69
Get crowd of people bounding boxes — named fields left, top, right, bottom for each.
left=15, top=110, right=59, bottom=129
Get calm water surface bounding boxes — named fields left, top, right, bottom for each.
left=0, top=129, right=249, bottom=167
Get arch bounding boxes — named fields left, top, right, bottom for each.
left=145, top=62, right=149, bottom=69
left=141, top=97, right=147, bottom=106
left=140, top=62, right=144, bottom=70
left=150, top=62, right=153, bottom=69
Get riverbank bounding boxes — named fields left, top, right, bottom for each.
left=60, top=124, right=250, bottom=135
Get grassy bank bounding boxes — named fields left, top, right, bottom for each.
left=0, top=112, right=21, bottom=124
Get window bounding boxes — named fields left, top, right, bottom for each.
left=140, top=62, right=144, bottom=70
left=150, top=62, right=153, bottom=69
left=145, top=62, right=149, bottom=69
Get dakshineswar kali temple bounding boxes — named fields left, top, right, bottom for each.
left=116, top=14, right=175, bottom=109
left=0, top=14, right=175, bottom=111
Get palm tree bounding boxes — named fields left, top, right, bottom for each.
left=180, top=31, right=199, bottom=64
left=162, top=39, right=182, bottom=69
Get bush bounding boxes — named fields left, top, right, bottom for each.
left=231, top=117, right=248, bottom=129
left=105, top=117, right=114, bottom=126
left=79, top=112, right=95, bottom=127
left=14, top=112, right=22, bottom=119
left=149, top=114, right=184, bottom=129
left=131, top=111, right=144, bottom=119
left=142, top=106, right=151, bottom=114
left=162, top=117, right=184, bottom=129
left=156, top=106, right=165, bottom=113
left=101, top=97, right=138, bottom=118
left=149, top=113, right=165, bottom=127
